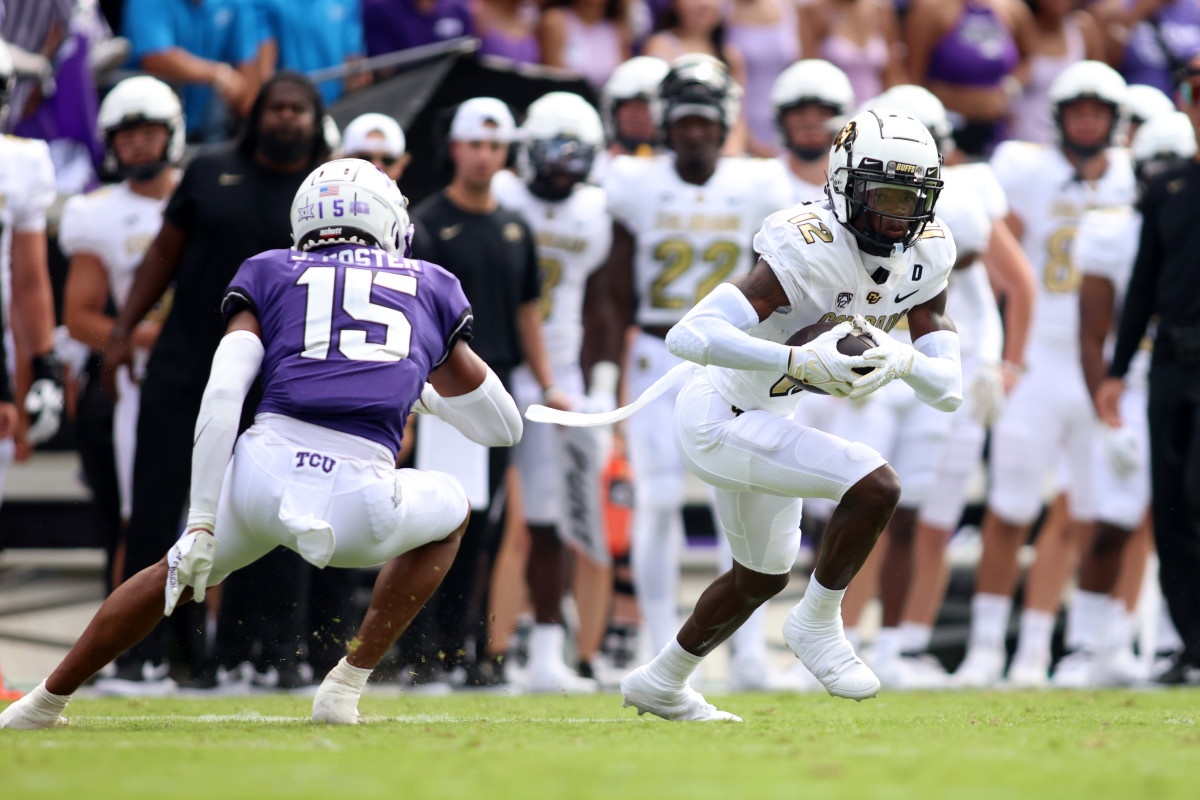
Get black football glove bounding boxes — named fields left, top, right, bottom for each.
left=25, top=353, right=65, bottom=445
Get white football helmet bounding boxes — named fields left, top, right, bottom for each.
left=826, top=108, right=944, bottom=262
left=1131, top=110, right=1197, bottom=189
left=770, top=59, right=855, bottom=158
left=876, top=84, right=955, bottom=154
left=98, top=75, right=186, bottom=180
left=0, top=38, right=13, bottom=119
left=601, top=56, right=670, bottom=145
left=291, top=158, right=414, bottom=255
left=1124, top=83, right=1175, bottom=126
left=652, top=54, right=742, bottom=146
left=518, top=92, right=604, bottom=199
left=1048, top=59, right=1127, bottom=156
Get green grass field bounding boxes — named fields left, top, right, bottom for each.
left=3, top=690, right=1198, bottom=799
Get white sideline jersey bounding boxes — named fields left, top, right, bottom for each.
left=708, top=200, right=956, bottom=416
left=777, top=155, right=828, bottom=204
left=492, top=170, right=612, bottom=368
left=59, top=181, right=169, bottom=313
left=990, top=141, right=1135, bottom=349
left=0, top=135, right=56, bottom=329
left=604, top=153, right=792, bottom=327
left=1074, top=205, right=1149, bottom=392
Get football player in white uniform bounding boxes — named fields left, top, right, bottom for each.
left=771, top=59, right=856, bottom=204
left=955, top=60, right=1137, bottom=688
left=834, top=85, right=1034, bottom=688
left=61, top=76, right=184, bottom=530
left=592, top=55, right=670, bottom=184
left=597, top=55, right=793, bottom=670
left=612, top=108, right=961, bottom=720
left=492, top=93, right=613, bottom=693
left=0, top=38, right=63, bottom=504
left=1053, top=111, right=1196, bottom=687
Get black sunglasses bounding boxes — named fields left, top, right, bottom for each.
left=350, top=152, right=399, bottom=167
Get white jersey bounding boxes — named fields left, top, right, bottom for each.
left=0, top=135, right=56, bottom=329
left=707, top=200, right=956, bottom=416
left=938, top=161, right=1008, bottom=364
left=59, top=181, right=169, bottom=313
left=605, top=153, right=793, bottom=327
left=1074, top=205, right=1150, bottom=392
left=492, top=170, right=612, bottom=368
left=778, top=155, right=828, bottom=204
left=990, top=141, right=1135, bottom=349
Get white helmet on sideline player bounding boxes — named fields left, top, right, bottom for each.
left=1048, top=60, right=1127, bottom=157
left=770, top=59, right=855, bottom=160
left=601, top=55, right=670, bottom=147
left=98, top=75, right=186, bottom=180
left=1130, top=111, right=1197, bottom=189
left=1124, top=83, right=1175, bottom=126
left=826, top=108, right=944, bottom=263
left=876, top=84, right=955, bottom=155
left=518, top=92, right=604, bottom=200
left=0, top=39, right=13, bottom=120
left=291, top=158, right=414, bottom=255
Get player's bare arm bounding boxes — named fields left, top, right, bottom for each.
left=1079, top=274, right=1116, bottom=408
left=595, top=221, right=635, bottom=366
left=728, top=257, right=791, bottom=321
left=982, top=216, right=1034, bottom=379
left=9, top=230, right=55, bottom=355
left=516, top=299, right=570, bottom=412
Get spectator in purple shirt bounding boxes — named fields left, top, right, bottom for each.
left=362, top=0, right=473, bottom=57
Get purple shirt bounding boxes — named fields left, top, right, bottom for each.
left=926, top=1, right=1019, bottom=87
left=1120, top=0, right=1200, bottom=95
left=224, top=245, right=473, bottom=454
left=361, top=0, right=472, bottom=56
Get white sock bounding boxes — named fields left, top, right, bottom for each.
left=35, top=680, right=71, bottom=708
left=530, top=624, right=566, bottom=670
left=796, top=575, right=845, bottom=625
left=1104, top=600, right=1135, bottom=654
left=874, top=627, right=904, bottom=665
left=1066, top=591, right=1108, bottom=652
left=844, top=626, right=862, bottom=651
left=899, top=622, right=932, bottom=654
left=970, top=593, right=1012, bottom=650
left=731, top=605, right=769, bottom=663
left=647, top=638, right=703, bottom=688
left=330, top=656, right=372, bottom=690
left=1014, top=609, right=1055, bottom=664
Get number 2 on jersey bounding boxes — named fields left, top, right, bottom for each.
left=296, top=265, right=417, bottom=362
left=650, top=240, right=740, bottom=309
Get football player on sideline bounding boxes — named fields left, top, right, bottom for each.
left=0, top=160, right=523, bottom=729
left=619, top=108, right=961, bottom=720
left=0, top=38, right=64, bottom=497
left=595, top=55, right=793, bottom=679
left=492, top=92, right=614, bottom=693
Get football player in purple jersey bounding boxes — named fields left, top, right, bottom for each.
left=0, top=159, right=524, bottom=729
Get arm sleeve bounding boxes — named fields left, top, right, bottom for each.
left=664, top=283, right=792, bottom=372
left=184, top=331, right=264, bottom=531
left=1109, top=194, right=1161, bottom=379
left=903, top=329, right=963, bottom=412
left=419, top=366, right=523, bottom=447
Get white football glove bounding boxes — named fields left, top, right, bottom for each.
left=164, top=529, right=218, bottom=616
left=847, top=316, right=915, bottom=399
left=1100, top=422, right=1142, bottom=478
left=788, top=320, right=868, bottom=397
left=24, top=355, right=66, bottom=445
left=967, top=363, right=1006, bottom=427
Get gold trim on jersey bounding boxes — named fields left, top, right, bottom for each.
left=818, top=310, right=907, bottom=331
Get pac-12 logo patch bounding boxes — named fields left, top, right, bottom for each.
left=836, top=292, right=853, bottom=308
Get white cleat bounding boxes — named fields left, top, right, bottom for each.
left=620, top=665, right=741, bottom=722
left=782, top=607, right=880, bottom=701
left=951, top=645, right=1006, bottom=688
left=311, top=674, right=363, bottom=724
left=0, top=681, right=69, bottom=730
left=524, top=662, right=599, bottom=695
left=1051, top=650, right=1097, bottom=689
left=1006, top=654, right=1050, bottom=688
left=873, top=654, right=949, bottom=691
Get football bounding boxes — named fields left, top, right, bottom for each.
left=784, top=322, right=877, bottom=395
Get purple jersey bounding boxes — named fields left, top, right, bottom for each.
left=223, top=244, right=473, bottom=455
